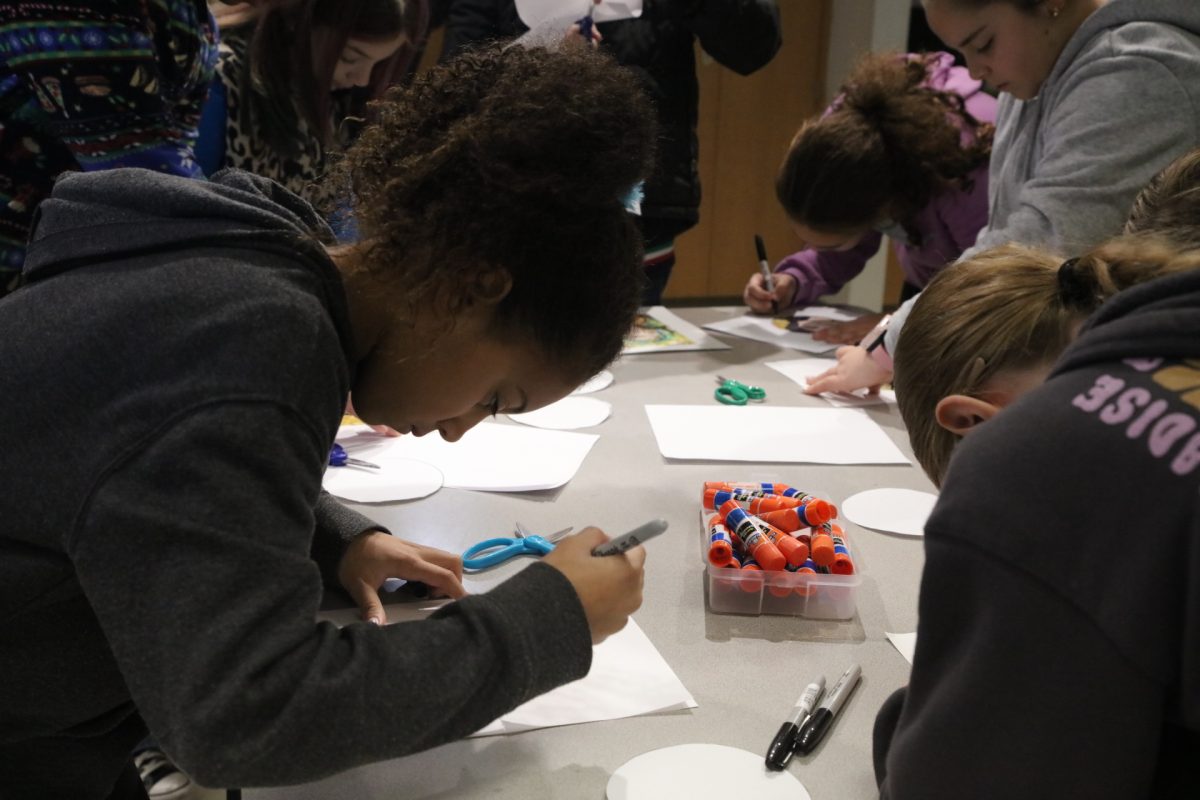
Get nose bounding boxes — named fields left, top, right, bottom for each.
left=965, top=56, right=987, bottom=82
left=437, top=407, right=491, bottom=443
left=348, top=64, right=373, bottom=88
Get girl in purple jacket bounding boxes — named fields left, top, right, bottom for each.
left=743, top=51, right=995, bottom=344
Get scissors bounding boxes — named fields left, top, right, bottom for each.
left=714, top=375, right=766, bottom=406
left=462, top=522, right=573, bottom=572
left=329, top=442, right=380, bottom=470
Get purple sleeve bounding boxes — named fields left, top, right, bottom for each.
left=942, top=167, right=990, bottom=254
left=773, top=230, right=883, bottom=305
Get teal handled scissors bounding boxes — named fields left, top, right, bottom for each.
left=715, top=375, right=766, bottom=406
left=462, top=522, right=573, bottom=572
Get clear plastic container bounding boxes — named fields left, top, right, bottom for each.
left=700, top=508, right=861, bottom=619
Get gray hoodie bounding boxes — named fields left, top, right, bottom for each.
left=0, top=169, right=592, bottom=791
left=886, top=0, right=1200, bottom=355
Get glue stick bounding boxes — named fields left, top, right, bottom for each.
left=706, top=514, right=735, bottom=566
left=809, top=523, right=836, bottom=568
left=719, top=500, right=786, bottom=571
left=750, top=515, right=808, bottom=568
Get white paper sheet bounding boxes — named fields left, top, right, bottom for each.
left=702, top=313, right=840, bottom=354
left=472, top=618, right=697, bottom=737
left=508, top=396, right=611, bottom=430
left=332, top=422, right=598, bottom=492
left=607, top=744, right=810, bottom=800
left=842, top=488, right=938, bottom=537
left=322, top=457, right=444, bottom=504
left=516, top=0, right=642, bottom=27
left=573, top=369, right=614, bottom=394
left=644, top=405, right=910, bottom=464
left=886, top=631, right=917, bottom=665
left=765, top=357, right=896, bottom=407
left=622, top=306, right=730, bottom=354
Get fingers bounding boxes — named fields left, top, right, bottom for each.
left=402, top=560, right=468, bottom=599
left=348, top=579, right=387, bottom=626
left=622, top=543, right=647, bottom=571
left=744, top=275, right=775, bottom=314
left=804, top=370, right=843, bottom=395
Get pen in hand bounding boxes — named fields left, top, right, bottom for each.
left=755, top=234, right=778, bottom=314
left=765, top=675, right=826, bottom=770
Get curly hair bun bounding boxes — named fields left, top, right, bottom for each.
left=349, top=44, right=655, bottom=224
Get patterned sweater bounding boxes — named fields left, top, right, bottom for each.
left=0, top=0, right=216, bottom=286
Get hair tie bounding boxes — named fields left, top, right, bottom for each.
left=1056, top=256, right=1093, bottom=308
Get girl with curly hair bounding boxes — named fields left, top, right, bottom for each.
left=743, top=51, right=995, bottom=344
left=0, top=45, right=652, bottom=798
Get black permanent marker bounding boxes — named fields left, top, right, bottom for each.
left=591, top=519, right=668, bottom=556
left=793, top=663, right=861, bottom=755
left=764, top=676, right=825, bottom=770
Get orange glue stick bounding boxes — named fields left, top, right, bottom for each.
left=719, top=500, right=786, bottom=571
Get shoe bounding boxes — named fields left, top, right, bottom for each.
left=133, top=748, right=194, bottom=800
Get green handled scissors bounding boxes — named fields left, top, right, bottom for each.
left=714, top=375, right=766, bottom=405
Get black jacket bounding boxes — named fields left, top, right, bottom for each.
left=441, top=0, right=781, bottom=241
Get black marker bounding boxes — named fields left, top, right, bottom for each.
left=591, top=519, right=668, bottom=557
left=754, top=234, right=779, bottom=314
left=765, top=676, right=825, bottom=770
left=793, top=663, right=861, bottom=755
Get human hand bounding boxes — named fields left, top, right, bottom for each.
left=338, top=532, right=467, bottom=625
left=804, top=345, right=892, bottom=396
left=743, top=271, right=796, bottom=314
left=809, top=313, right=883, bottom=344
left=542, top=527, right=645, bottom=644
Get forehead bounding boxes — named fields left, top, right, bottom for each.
left=343, top=33, right=406, bottom=59
left=925, top=1, right=1029, bottom=39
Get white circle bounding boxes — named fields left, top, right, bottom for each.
left=507, top=396, right=611, bottom=430
left=322, top=457, right=444, bottom=504
left=606, top=744, right=811, bottom=800
left=573, top=369, right=615, bottom=394
left=841, top=487, right=938, bottom=537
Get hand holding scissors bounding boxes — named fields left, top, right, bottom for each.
left=715, top=375, right=766, bottom=406
left=462, top=522, right=573, bottom=572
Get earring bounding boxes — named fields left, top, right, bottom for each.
left=1049, top=4, right=1061, bottom=18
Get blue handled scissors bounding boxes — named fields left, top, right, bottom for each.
left=329, top=442, right=380, bottom=470
left=462, top=522, right=573, bottom=572
left=714, top=375, right=767, bottom=406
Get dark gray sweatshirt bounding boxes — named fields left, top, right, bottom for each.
left=876, top=268, right=1200, bottom=797
left=0, top=169, right=592, bottom=788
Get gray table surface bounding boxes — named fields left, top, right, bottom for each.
left=247, top=307, right=935, bottom=800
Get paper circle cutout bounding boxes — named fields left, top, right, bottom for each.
left=841, top=488, right=938, bottom=537
left=607, top=744, right=810, bottom=800
left=322, top=457, right=444, bottom=504
left=573, top=369, right=615, bottom=395
left=507, top=396, right=611, bottom=430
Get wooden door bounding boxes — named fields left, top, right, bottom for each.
left=668, top=1, right=831, bottom=300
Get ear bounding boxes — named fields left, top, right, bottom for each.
left=934, top=393, right=1002, bottom=437
left=465, top=267, right=512, bottom=306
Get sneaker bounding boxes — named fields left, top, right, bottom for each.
left=133, top=748, right=194, bottom=800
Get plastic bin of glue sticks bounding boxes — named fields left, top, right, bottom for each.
left=700, top=481, right=862, bottom=619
